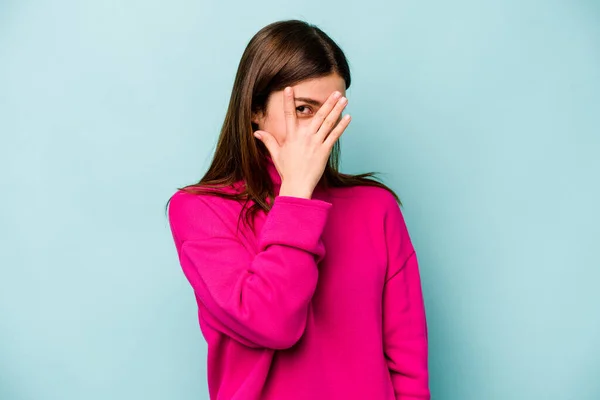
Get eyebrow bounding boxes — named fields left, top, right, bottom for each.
left=294, top=97, right=323, bottom=107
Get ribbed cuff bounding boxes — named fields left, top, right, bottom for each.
left=259, top=195, right=332, bottom=254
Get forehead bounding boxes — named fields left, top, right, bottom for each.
left=291, top=74, right=346, bottom=100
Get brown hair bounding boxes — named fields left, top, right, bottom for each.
left=165, top=19, right=401, bottom=230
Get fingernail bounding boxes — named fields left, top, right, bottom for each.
left=254, top=131, right=261, bottom=139
left=340, top=97, right=347, bottom=104
left=284, top=87, right=292, bottom=95
left=333, top=91, right=341, bottom=99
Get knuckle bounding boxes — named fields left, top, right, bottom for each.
left=315, top=106, right=329, bottom=119
left=314, top=110, right=327, bottom=122
left=322, top=117, right=336, bottom=130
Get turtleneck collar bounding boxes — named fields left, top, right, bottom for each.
left=265, top=154, right=282, bottom=186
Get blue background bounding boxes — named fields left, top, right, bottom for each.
left=1, top=1, right=599, bottom=399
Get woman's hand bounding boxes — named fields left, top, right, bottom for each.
left=253, top=86, right=351, bottom=199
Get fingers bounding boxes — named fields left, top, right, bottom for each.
left=253, top=130, right=280, bottom=159
left=282, top=87, right=297, bottom=136
left=308, top=91, right=343, bottom=133
left=315, top=95, right=348, bottom=141
left=323, top=114, right=351, bottom=149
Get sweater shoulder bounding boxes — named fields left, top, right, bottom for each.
left=331, top=184, right=400, bottom=214
left=167, top=188, right=246, bottom=242
left=168, top=188, right=241, bottom=213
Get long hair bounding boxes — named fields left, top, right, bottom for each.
left=165, top=19, right=401, bottom=230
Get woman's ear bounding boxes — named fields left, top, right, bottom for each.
left=251, top=108, right=263, bottom=126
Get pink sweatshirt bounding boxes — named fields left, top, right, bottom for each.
left=168, top=157, right=430, bottom=399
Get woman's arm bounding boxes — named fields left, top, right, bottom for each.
left=168, top=191, right=331, bottom=350
left=382, top=197, right=430, bottom=399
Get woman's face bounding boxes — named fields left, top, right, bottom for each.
left=252, top=73, right=347, bottom=145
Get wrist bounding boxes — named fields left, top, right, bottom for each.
left=279, top=183, right=313, bottom=199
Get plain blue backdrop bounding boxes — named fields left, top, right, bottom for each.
left=1, top=1, right=599, bottom=399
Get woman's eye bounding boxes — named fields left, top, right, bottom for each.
left=296, top=105, right=313, bottom=115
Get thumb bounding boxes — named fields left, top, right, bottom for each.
left=253, top=130, right=279, bottom=157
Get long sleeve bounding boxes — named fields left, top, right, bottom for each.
left=167, top=191, right=332, bottom=350
left=382, top=199, right=430, bottom=399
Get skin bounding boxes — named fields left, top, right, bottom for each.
left=252, top=73, right=347, bottom=145
left=252, top=73, right=351, bottom=199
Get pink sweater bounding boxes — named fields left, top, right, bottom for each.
left=168, top=158, right=430, bottom=399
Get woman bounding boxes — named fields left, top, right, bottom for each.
left=167, top=19, right=430, bottom=400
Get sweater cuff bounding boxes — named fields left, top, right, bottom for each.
left=259, top=195, right=332, bottom=255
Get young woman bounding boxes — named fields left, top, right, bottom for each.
left=167, top=20, right=430, bottom=400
